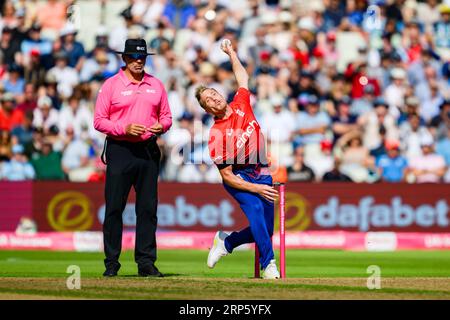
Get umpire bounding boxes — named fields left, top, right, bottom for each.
left=94, top=39, right=172, bottom=277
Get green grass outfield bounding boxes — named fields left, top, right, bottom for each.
left=0, top=249, right=449, bottom=299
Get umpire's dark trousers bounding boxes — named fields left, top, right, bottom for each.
left=103, top=136, right=160, bottom=270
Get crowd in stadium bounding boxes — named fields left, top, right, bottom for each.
left=0, top=0, right=449, bottom=183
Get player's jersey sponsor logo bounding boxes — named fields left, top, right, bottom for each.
left=236, top=120, right=258, bottom=149
left=235, top=109, right=245, bottom=117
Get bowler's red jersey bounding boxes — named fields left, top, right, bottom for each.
left=208, top=88, right=268, bottom=169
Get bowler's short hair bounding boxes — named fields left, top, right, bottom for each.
left=195, top=85, right=208, bottom=109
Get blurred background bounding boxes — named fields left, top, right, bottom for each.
left=0, top=0, right=449, bottom=185
left=0, top=1, right=449, bottom=247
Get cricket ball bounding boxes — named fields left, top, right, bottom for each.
left=222, top=38, right=231, bottom=48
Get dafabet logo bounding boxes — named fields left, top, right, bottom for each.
left=275, top=192, right=311, bottom=231
left=47, top=191, right=93, bottom=231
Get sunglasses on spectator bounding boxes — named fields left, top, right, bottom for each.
left=126, top=54, right=147, bottom=60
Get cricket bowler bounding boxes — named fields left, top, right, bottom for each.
left=195, top=39, right=280, bottom=279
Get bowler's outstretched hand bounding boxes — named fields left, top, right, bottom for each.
left=221, top=38, right=233, bottom=56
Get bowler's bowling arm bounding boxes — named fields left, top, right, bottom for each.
left=228, top=50, right=249, bottom=90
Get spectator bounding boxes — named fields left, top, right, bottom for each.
left=23, top=48, right=47, bottom=87
left=30, top=138, right=65, bottom=180
left=149, top=22, right=174, bottom=53
left=58, top=94, right=94, bottom=139
left=291, top=71, right=319, bottom=103
left=80, top=46, right=118, bottom=82
left=292, top=94, right=330, bottom=150
left=164, top=111, right=195, bottom=180
left=19, top=0, right=39, bottom=30
left=385, top=67, right=407, bottom=119
left=436, top=125, right=450, bottom=167
left=397, top=96, right=424, bottom=125
left=174, top=115, right=218, bottom=183
left=11, top=110, right=33, bottom=146
left=328, top=73, right=350, bottom=103
left=36, top=0, right=68, bottom=33
left=407, top=48, right=442, bottom=88
left=59, top=23, right=86, bottom=72
left=260, top=94, right=295, bottom=166
left=429, top=100, right=450, bottom=140
left=0, top=92, right=24, bottom=131
left=336, top=131, right=375, bottom=183
left=2, top=64, right=25, bottom=96
left=376, top=140, right=408, bottom=183
left=322, top=0, right=346, bottom=31
left=248, top=28, right=274, bottom=68
left=406, top=134, right=447, bottom=183
left=433, top=4, right=450, bottom=49
left=92, top=25, right=110, bottom=50
left=108, top=8, right=135, bottom=53
left=1, top=144, right=35, bottom=181
left=420, top=81, right=445, bottom=124
left=61, top=127, right=93, bottom=182
left=47, top=51, right=79, bottom=99
left=153, top=49, right=184, bottom=88
left=414, top=65, right=448, bottom=115
left=254, top=52, right=277, bottom=100
left=350, top=83, right=376, bottom=117
left=43, top=72, right=62, bottom=110
left=344, top=60, right=381, bottom=99
left=417, top=0, right=442, bottom=31
left=321, top=31, right=339, bottom=67
left=0, top=129, right=12, bottom=161
left=32, top=95, right=59, bottom=133
left=399, top=112, right=432, bottom=161
left=162, top=0, right=197, bottom=29
left=16, top=83, right=37, bottom=113
left=287, top=146, right=315, bottom=182
left=23, top=126, right=43, bottom=159
left=331, top=95, right=359, bottom=143
left=165, top=75, right=186, bottom=121
left=370, top=126, right=388, bottom=160
left=305, top=139, right=334, bottom=180
left=359, top=99, right=399, bottom=150
left=11, top=7, right=29, bottom=44
left=322, top=156, right=353, bottom=182
left=20, top=23, right=52, bottom=59
left=0, top=27, right=21, bottom=66
left=131, top=0, right=166, bottom=29
left=1, top=1, right=19, bottom=29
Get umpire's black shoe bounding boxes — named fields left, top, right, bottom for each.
left=103, top=265, right=120, bottom=277
left=138, top=264, right=164, bottom=277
